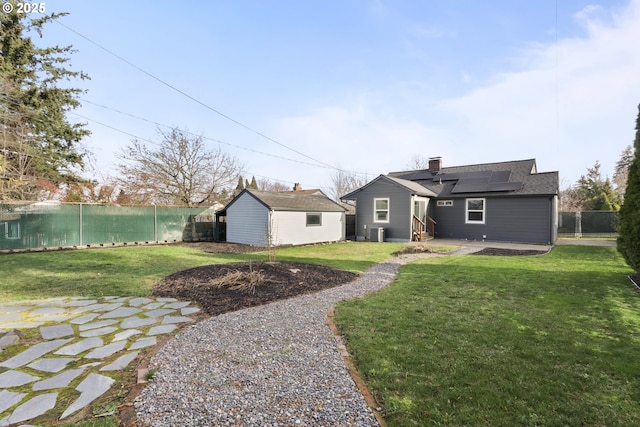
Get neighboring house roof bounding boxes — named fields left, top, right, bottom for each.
left=341, top=174, right=437, bottom=200
left=224, top=189, right=346, bottom=213
left=386, top=159, right=558, bottom=198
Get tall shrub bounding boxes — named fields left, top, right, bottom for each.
left=618, top=104, right=640, bottom=272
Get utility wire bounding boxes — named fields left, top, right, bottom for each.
left=80, top=98, right=335, bottom=169
left=54, top=19, right=337, bottom=170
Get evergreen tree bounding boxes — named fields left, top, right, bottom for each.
left=249, top=176, right=258, bottom=189
left=0, top=5, right=89, bottom=199
left=618, top=103, right=640, bottom=272
left=575, top=161, right=621, bottom=211
left=235, top=176, right=244, bottom=193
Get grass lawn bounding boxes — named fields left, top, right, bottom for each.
left=334, top=245, right=640, bottom=426
left=0, top=241, right=404, bottom=302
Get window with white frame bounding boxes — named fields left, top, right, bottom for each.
left=3, top=222, right=20, bottom=239
left=306, top=212, right=322, bottom=227
left=465, top=198, right=485, bottom=224
left=373, top=198, right=389, bottom=222
left=437, top=200, right=453, bottom=207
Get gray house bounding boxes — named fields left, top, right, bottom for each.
left=220, top=187, right=346, bottom=246
left=341, top=158, right=559, bottom=245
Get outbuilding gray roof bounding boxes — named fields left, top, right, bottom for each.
left=227, top=189, right=346, bottom=212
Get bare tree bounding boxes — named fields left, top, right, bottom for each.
left=117, top=127, right=244, bottom=206
left=406, top=155, right=430, bottom=170
left=257, top=178, right=290, bottom=192
left=330, top=165, right=367, bottom=203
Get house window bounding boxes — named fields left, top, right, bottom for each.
left=437, top=200, right=453, bottom=207
left=306, top=212, right=322, bottom=227
left=466, top=198, right=485, bottom=224
left=373, top=198, right=389, bottom=223
left=4, top=222, right=20, bottom=239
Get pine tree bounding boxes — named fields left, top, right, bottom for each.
left=249, top=176, right=258, bottom=189
left=618, top=103, right=640, bottom=272
left=0, top=6, right=90, bottom=199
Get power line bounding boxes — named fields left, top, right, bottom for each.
left=79, top=98, right=336, bottom=169
left=54, top=18, right=338, bottom=171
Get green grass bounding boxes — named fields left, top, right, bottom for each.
left=0, top=242, right=403, bottom=302
left=334, top=245, right=640, bottom=426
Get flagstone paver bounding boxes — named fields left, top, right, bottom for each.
left=32, top=368, right=85, bottom=391
left=78, top=319, right=119, bottom=331
left=70, top=312, right=100, bottom=324
left=0, top=392, right=58, bottom=426
left=40, top=324, right=74, bottom=340
left=147, top=325, right=177, bottom=336
left=100, top=306, right=142, bottom=319
left=54, top=337, right=104, bottom=356
left=100, top=351, right=139, bottom=371
left=84, top=341, right=126, bottom=359
left=121, top=316, right=156, bottom=329
left=0, top=370, right=40, bottom=388
left=0, top=390, right=27, bottom=414
left=60, top=373, right=115, bottom=419
left=28, top=357, right=77, bottom=373
left=144, top=308, right=174, bottom=318
left=0, top=296, right=200, bottom=425
left=161, top=315, right=195, bottom=325
left=0, top=339, right=72, bottom=369
left=79, top=326, right=119, bottom=338
left=129, top=297, right=153, bottom=306
left=112, top=329, right=142, bottom=342
left=129, top=336, right=157, bottom=350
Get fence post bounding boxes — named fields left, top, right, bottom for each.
left=79, top=203, right=83, bottom=246
left=575, top=211, right=582, bottom=238
left=154, top=204, right=157, bottom=242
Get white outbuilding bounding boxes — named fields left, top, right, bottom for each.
left=220, top=187, right=346, bottom=246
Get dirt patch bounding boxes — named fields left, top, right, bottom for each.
left=175, top=241, right=264, bottom=254
left=471, top=247, right=549, bottom=256
left=152, top=261, right=359, bottom=316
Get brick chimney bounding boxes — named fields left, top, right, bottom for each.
left=293, top=183, right=302, bottom=192
left=428, top=157, right=442, bottom=173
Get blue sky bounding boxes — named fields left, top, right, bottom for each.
left=33, top=0, right=640, bottom=195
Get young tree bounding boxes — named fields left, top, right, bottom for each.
left=117, top=127, right=244, bottom=206
left=575, top=161, right=621, bottom=211
left=257, top=178, right=290, bottom=192
left=0, top=6, right=90, bottom=199
left=618, top=103, right=640, bottom=272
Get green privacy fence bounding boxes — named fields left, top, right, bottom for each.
left=0, top=202, right=214, bottom=250
left=558, top=211, right=619, bottom=236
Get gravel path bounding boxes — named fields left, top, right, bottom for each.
left=134, top=253, right=440, bottom=426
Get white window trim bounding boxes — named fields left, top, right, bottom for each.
left=373, top=198, right=390, bottom=223
left=465, top=198, right=486, bottom=224
left=306, top=212, right=322, bottom=227
left=437, top=200, right=453, bottom=207
left=3, top=222, right=21, bottom=239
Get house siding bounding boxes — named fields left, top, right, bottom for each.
left=433, top=196, right=555, bottom=244
left=352, top=180, right=413, bottom=241
left=226, top=194, right=269, bottom=246
left=273, top=211, right=345, bottom=245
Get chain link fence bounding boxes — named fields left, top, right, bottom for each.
left=0, top=201, right=214, bottom=251
left=558, top=211, right=619, bottom=237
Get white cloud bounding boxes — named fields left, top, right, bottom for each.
left=440, top=0, right=640, bottom=184
left=266, top=0, right=640, bottom=191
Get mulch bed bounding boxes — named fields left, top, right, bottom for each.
left=152, top=261, right=358, bottom=316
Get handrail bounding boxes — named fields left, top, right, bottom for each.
left=412, top=215, right=425, bottom=241
left=426, top=215, right=437, bottom=238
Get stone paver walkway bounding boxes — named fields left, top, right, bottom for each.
left=0, top=296, right=200, bottom=426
